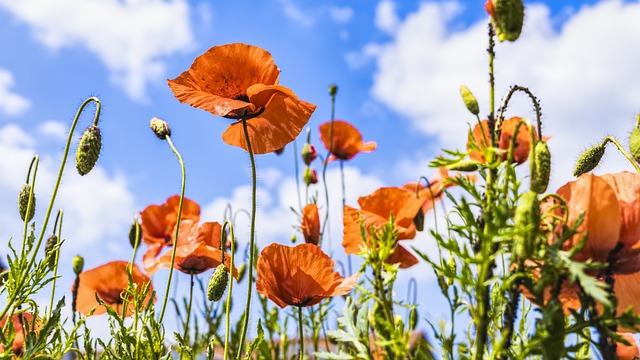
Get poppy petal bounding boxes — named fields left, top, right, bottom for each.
left=386, top=245, right=419, bottom=269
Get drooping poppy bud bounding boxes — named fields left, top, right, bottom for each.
left=301, top=143, right=317, bottom=165
left=18, top=184, right=36, bottom=222
left=128, top=221, right=142, bottom=249
left=530, top=141, right=551, bottom=194
left=303, top=168, right=318, bottom=185
left=207, top=264, right=229, bottom=302
left=459, top=85, right=480, bottom=116
left=76, top=125, right=102, bottom=176
left=413, top=207, right=425, bottom=232
left=486, top=0, right=525, bottom=42
left=573, top=143, right=605, bottom=177
left=149, top=117, right=171, bottom=140
left=630, top=118, right=640, bottom=164
left=72, top=255, right=84, bottom=275
left=45, top=234, right=59, bottom=270
left=513, top=191, right=540, bottom=259
left=329, top=84, right=338, bottom=97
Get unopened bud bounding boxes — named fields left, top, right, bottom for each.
left=237, top=262, right=247, bottom=283
left=301, top=143, right=317, bottom=165
left=530, top=141, right=551, bottom=194
left=274, top=147, right=285, bottom=156
left=45, top=234, right=59, bottom=270
left=18, top=184, right=36, bottom=222
left=76, top=125, right=102, bottom=176
left=513, top=191, right=540, bottom=258
left=72, top=255, right=84, bottom=275
left=447, top=160, right=479, bottom=172
left=128, top=221, right=142, bottom=249
left=409, top=308, right=419, bottom=330
left=291, top=234, right=297, bottom=243
left=459, top=86, right=480, bottom=116
left=630, top=126, right=640, bottom=164
left=150, top=117, right=171, bottom=140
left=329, top=84, right=338, bottom=97
left=303, top=168, right=318, bottom=186
left=573, top=143, right=605, bottom=177
left=487, top=0, right=525, bottom=42
left=207, top=264, right=229, bottom=302
left=413, top=208, right=425, bottom=232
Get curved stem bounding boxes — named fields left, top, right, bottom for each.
left=237, top=117, right=258, bottom=358
left=496, top=85, right=543, bottom=139
left=603, top=136, right=640, bottom=173
left=158, top=135, right=187, bottom=322
left=298, top=306, right=304, bottom=360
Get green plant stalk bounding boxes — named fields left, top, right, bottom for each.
left=1, top=97, right=101, bottom=322
left=47, top=210, right=63, bottom=319
left=293, top=140, right=303, bottom=212
left=320, top=89, right=337, bottom=247
left=603, top=136, right=640, bottom=173
left=158, top=135, right=187, bottom=322
left=298, top=306, right=304, bottom=360
left=128, top=217, right=141, bottom=359
left=223, top=222, right=236, bottom=360
left=237, top=117, right=258, bottom=358
left=496, top=85, right=543, bottom=138
left=182, top=274, right=195, bottom=353
left=19, top=155, right=39, bottom=257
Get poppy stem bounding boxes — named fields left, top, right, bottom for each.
left=47, top=210, right=63, bottom=319
left=238, top=117, right=258, bottom=358
left=158, top=134, right=187, bottom=323
left=602, top=136, right=640, bottom=173
left=223, top=221, right=235, bottom=360
left=298, top=306, right=304, bottom=360
left=183, top=273, right=195, bottom=349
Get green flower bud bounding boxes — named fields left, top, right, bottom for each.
left=530, top=141, right=551, bottom=194
left=72, top=255, right=84, bottom=275
left=409, top=308, right=419, bottom=330
left=301, top=143, right=317, bottom=165
left=207, top=264, right=229, bottom=302
left=573, top=143, right=605, bottom=177
left=447, top=160, right=479, bottom=172
left=513, top=191, right=540, bottom=259
left=75, top=125, right=102, bottom=176
left=303, top=168, right=318, bottom=186
left=128, top=221, right=142, bottom=249
left=489, top=0, right=525, bottom=42
left=237, top=262, right=247, bottom=283
left=45, top=234, right=59, bottom=270
left=18, top=184, right=36, bottom=222
left=329, top=84, right=338, bottom=97
left=630, top=126, right=640, bottom=164
left=149, top=117, right=171, bottom=140
left=413, top=207, right=425, bottom=232
left=459, top=85, right=480, bottom=115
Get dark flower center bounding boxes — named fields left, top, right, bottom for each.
left=233, top=93, right=250, bottom=103
left=98, top=288, right=124, bottom=305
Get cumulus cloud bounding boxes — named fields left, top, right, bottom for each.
left=369, top=0, right=640, bottom=189
left=0, top=68, right=31, bottom=117
left=0, top=0, right=194, bottom=100
left=375, top=0, right=401, bottom=35
left=329, top=6, right=354, bottom=24
left=37, top=120, right=67, bottom=141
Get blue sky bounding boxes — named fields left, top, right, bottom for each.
left=2, top=0, right=640, bottom=342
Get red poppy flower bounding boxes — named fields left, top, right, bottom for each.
left=616, top=332, right=639, bottom=360
left=343, top=187, right=423, bottom=268
left=319, top=120, right=377, bottom=162
left=0, top=313, right=35, bottom=356
left=75, top=261, right=155, bottom=316
left=402, top=167, right=471, bottom=216
left=467, top=116, right=538, bottom=164
left=300, top=204, right=320, bottom=245
left=145, top=220, right=237, bottom=277
left=168, top=43, right=316, bottom=154
left=256, top=243, right=357, bottom=308
left=140, top=195, right=201, bottom=269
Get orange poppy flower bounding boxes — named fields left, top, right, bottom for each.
left=75, top=261, right=155, bottom=316
left=343, top=187, right=423, bottom=268
left=616, top=332, right=640, bottom=360
left=140, top=195, right=201, bottom=269
left=256, top=243, right=357, bottom=308
left=0, top=313, right=35, bottom=356
left=319, top=120, right=377, bottom=162
left=145, top=220, right=237, bottom=277
left=168, top=43, right=316, bottom=154
left=467, top=116, right=537, bottom=164
left=402, top=167, right=475, bottom=217
left=300, top=203, right=320, bottom=245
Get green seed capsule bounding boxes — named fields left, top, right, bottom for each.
left=413, top=207, right=425, bottom=232
left=150, top=117, right=171, bottom=140
left=573, top=143, right=605, bottom=177
left=447, top=160, right=479, bottom=172
left=18, top=184, right=36, bottom=222
left=45, top=234, right=59, bottom=270
left=75, top=125, right=102, bottom=176
left=493, top=0, right=525, bottom=42
left=329, top=84, right=338, bottom=97
left=514, top=191, right=540, bottom=258
left=207, top=264, right=229, bottom=302
left=72, top=255, right=84, bottom=275
left=459, top=85, right=480, bottom=115
left=531, top=141, right=551, bottom=194
left=630, top=127, right=640, bottom=164
left=237, top=262, right=247, bottom=283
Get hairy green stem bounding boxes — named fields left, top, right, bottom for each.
left=158, top=135, right=187, bottom=322
left=237, top=117, right=258, bottom=358
left=183, top=273, right=195, bottom=352
left=603, top=136, right=640, bottom=173
left=320, top=89, right=337, bottom=248
left=298, top=306, right=304, bottom=360
left=223, top=221, right=236, bottom=360
left=47, top=210, right=63, bottom=319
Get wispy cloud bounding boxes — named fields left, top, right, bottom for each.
left=0, top=68, right=31, bottom=117
left=277, top=0, right=314, bottom=27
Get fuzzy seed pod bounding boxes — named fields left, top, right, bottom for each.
left=45, top=234, right=59, bottom=270
left=75, top=125, right=102, bottom=176
left=459, top=85, right=480, bottom=115
left=447, top=160, right=479, bottom=172
left=513, top=191, right=540, bottom=259
left=301, top=143, right=317, bottom=165
left=487, top=0, right=525, bottom=42
left=150, top=117, right=171, bottom=140
left=303, top=168, right=318, bottom=185
left=128, top=221, right=142, bottom=249
left=409, top=308, right=419, bottom=330
left=237, top=262, right=247, bottom=283
left=573, top=143, right=605, bottom=177
left=530, top=141, right=551, bottom=194
left=630, top=127, right=640, bottom=164
left=72, top=255, right=84, bottom=275
left=18, top=184, right=36, bottom=222
left=329, top=84, right=338, bottom=97
left=207, top=264, right=229, bottom=302
left=413, top=207, right=425, bottom=232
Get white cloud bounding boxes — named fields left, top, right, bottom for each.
left=277, top=0, right=314, bottom=27
left=369, top=0, right=640, bottom=189
left=0, top=68, right=31, bottom=117
left=0, top=0, right=195, bottom=100
left=329, top=6, right=354, bottom=24
left=375, top=0, right=401, bottom=35
left=37, top=120, right=67, bottom=141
